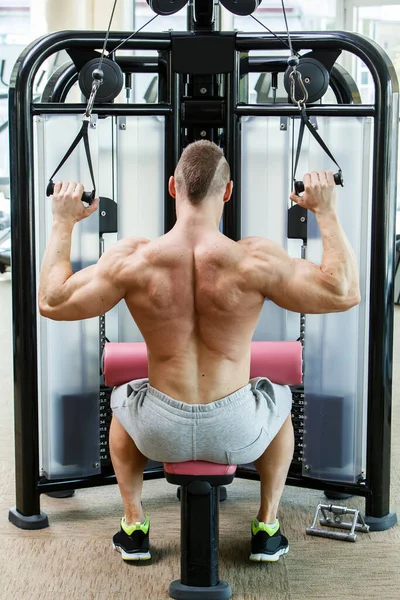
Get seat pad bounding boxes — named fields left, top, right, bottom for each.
left=163, top=461, right=237, bottom=476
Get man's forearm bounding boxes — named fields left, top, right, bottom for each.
left=315, top=209, right=360, bottom=301
left=38, top=220, right=75, bottom=308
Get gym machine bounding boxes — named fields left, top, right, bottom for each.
left=7, top=0, right=398, bottom=543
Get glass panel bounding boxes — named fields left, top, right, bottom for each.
left=241, top=115, right=301, bottom=341
left=34, top=114, right=101, bottom=479
left=116, top=115, right=165, bottom=342
left=302, top=116, right=373, bottom=482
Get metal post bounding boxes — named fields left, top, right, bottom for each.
left=223, top=51, right=240, bottom=241
left=7, top=46, right=47, bottom=529
left=364, top=46, right=399, bottom=529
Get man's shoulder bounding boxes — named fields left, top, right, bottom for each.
left=100, top=237, right=150, bottom=273
left=106, top=237, right=150, bottom=261
left=238, top=236, right=277, bottom=255
left=115, top=236, right=150, bottom=252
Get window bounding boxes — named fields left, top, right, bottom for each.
left=227, top=1, right=337, bottom=34
left=344, top=2, right=400, bottom=216
left=0, top=1, right=30, bottom=43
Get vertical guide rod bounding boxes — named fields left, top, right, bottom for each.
left=223, top=50, right=240, bottom=241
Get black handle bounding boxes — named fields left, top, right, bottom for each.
left=294, top=171, right=343, bottom=195
left=46, top=180, right=95, bottom=205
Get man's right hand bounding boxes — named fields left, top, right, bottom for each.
left=290, top=171, right=337, bottom=215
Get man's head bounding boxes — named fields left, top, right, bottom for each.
left=169, top=141, right=233, bottom=215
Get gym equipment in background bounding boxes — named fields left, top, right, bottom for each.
left=7, top=0, right=398, bottom=548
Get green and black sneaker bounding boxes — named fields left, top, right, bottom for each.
left=112, top=515, right=151, bottom=562
left=249, top=518, right=289, bottom=562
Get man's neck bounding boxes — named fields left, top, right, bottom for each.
left=175, top=197, right=222, bottom=231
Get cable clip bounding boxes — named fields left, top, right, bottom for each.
left=289, top=68, right=308, bottom=109
left=84, top=69, right=104, bottom=120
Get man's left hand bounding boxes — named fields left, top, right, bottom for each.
left=52, top=181, right=99, bottom=225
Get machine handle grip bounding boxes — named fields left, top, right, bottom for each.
left=294, top=171, right=343, bottom=196
left=46, top=180, right=95, bottom=205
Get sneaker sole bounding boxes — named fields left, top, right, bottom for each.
left=113, top=543, right=151, bottom=561
left=249, top=546, right=289, bottom=562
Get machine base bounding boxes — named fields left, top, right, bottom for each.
left=169, top=580, right=232, bottom=600
left=8, top=507, right=49, bottom=530
left=364, top=512, right=398, bottom=531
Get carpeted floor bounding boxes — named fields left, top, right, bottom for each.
left=0, top=272, right=399, bottom=600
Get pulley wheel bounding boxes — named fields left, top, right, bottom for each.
left=147, top=0, right=189, bottom=16
left=284, top=57, right=330, bottom=104
left=219, top=0, right=261, bottom=16
left=78, top=57, right=123, bottom=103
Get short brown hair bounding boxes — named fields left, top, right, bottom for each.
left=174, top=140, right=230, bottom=204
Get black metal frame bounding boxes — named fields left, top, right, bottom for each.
left=8, top=28, right=398, bottom=529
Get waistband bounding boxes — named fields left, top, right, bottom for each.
left=146, top=382, right=253, bottom=419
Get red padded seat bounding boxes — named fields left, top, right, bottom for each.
left=164, top=461, right=237, bottom=476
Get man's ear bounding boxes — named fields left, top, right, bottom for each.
left=169, top=176, right=176, bottom=198
left=223, top=180, right=233, bottom=203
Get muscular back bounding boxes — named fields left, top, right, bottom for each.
left=121, top=229, right=266, bottom=404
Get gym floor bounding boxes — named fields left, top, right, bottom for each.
left=0, top=271, right=399, bottom=600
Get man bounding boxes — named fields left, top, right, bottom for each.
left=39, top=140, right=360, bottom=563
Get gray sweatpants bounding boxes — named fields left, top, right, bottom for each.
left=110, top=378, right=293, bottom=465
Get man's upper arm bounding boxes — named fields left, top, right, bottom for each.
left=39, top=238, right=146, bottom=321
left=240, top=236, right=354, bottom=314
